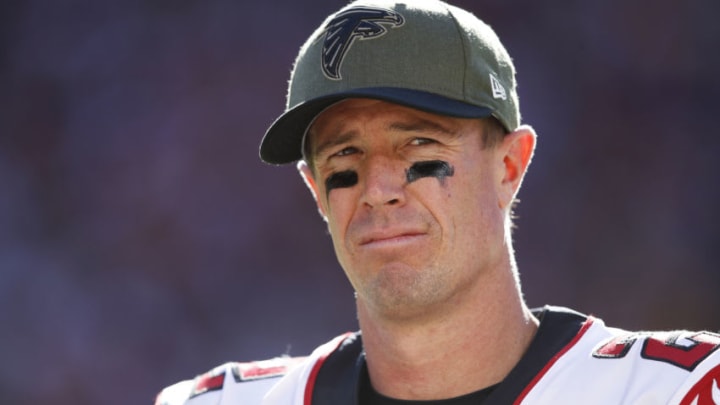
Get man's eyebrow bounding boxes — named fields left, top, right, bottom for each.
left=388, top=118, right=457, bottom=136
left=312, top=131, right=358, bottom=159
left=311, top=118, right=456, bottom=158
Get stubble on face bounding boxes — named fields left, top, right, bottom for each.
left=343, top=209, right=450, bottom=321
left=309, top=99, right=505, bottom=322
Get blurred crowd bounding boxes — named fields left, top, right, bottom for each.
left=1, top=1, right=718, bottom=404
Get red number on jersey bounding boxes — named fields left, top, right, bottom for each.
left=190, top=370, right=225, bottom=398
left=594, top=331, right=720, bottom=372
left=643, top=332, right=720, bottom=371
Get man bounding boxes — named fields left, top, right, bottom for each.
left=156, top=1, right=720, bottom=403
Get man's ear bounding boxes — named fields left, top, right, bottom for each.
left=497, top=125, right=537, bottom=210
left=297, top=160, right=328, bottom=221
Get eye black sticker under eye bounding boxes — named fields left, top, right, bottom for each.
left=406, top=160, right=455, bottom=184
left=325, top=170, right=358, bottom=196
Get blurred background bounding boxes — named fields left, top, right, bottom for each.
left=1, top=0, right=719, bottom=403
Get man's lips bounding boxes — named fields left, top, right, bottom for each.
left=358, top=230, right=427, bottom=247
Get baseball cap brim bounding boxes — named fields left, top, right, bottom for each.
left=260, top=87, right=494, bottom=165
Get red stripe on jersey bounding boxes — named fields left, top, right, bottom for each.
left=513, top=317, right=595, bottom=404
left=304, top=332, right=355, bottom=405
left=237, top=363, right=287, bottom=381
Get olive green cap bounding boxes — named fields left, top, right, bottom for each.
left=260, top=0, right=520, bottom=164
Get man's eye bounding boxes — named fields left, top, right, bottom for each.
left=333, top=146, right=359, bottom=157
left=410, top=137, right=436, bottom=146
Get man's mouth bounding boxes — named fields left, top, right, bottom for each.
left=358, top=230, right=427, bottom=248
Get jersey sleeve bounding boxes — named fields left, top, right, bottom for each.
left=154, top=357, right=307, bottom=405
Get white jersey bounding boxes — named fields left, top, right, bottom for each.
left=156, top=306, right=720, bottom=404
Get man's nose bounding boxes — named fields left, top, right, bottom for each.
left=359, top=156, right=406, bottom=208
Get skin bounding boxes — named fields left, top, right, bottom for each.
left=298, top=98, right=539, bottom=400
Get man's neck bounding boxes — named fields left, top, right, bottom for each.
left=356, top=268, right=538, bottom=401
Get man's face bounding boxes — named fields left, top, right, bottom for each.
left=301, top=98, right=528, bottom=320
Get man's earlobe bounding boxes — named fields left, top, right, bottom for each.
left=297, top=161, right=328, bottom=220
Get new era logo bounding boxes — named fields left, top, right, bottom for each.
left=490, top=74, right=507, bottom=100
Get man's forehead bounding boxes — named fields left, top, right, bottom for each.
left=309, top=98, right=391, bottom=132
left=307, top=98, right=464, bottom=145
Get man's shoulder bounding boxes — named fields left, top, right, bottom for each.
left=577, top=313, right=720, bottom=380
left=531, top=307, right=720, bottom=403
left=585, top=325, right=720, bottom=403
left=154, top=332, right=358, bottom=405
left=154, top=357, right=308, bottom=405
left=536, top=306, right=720, bottom=374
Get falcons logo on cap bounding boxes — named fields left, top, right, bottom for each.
left=320, top=6, right=404, bottom=80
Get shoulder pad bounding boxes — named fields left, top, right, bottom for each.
left=155, top=357, right=306, bottom=405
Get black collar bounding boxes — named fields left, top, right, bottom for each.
left=310, top=306, right=589, bottom=405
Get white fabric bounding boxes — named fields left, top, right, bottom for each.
left=155, top=316, right=720, bottom=405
